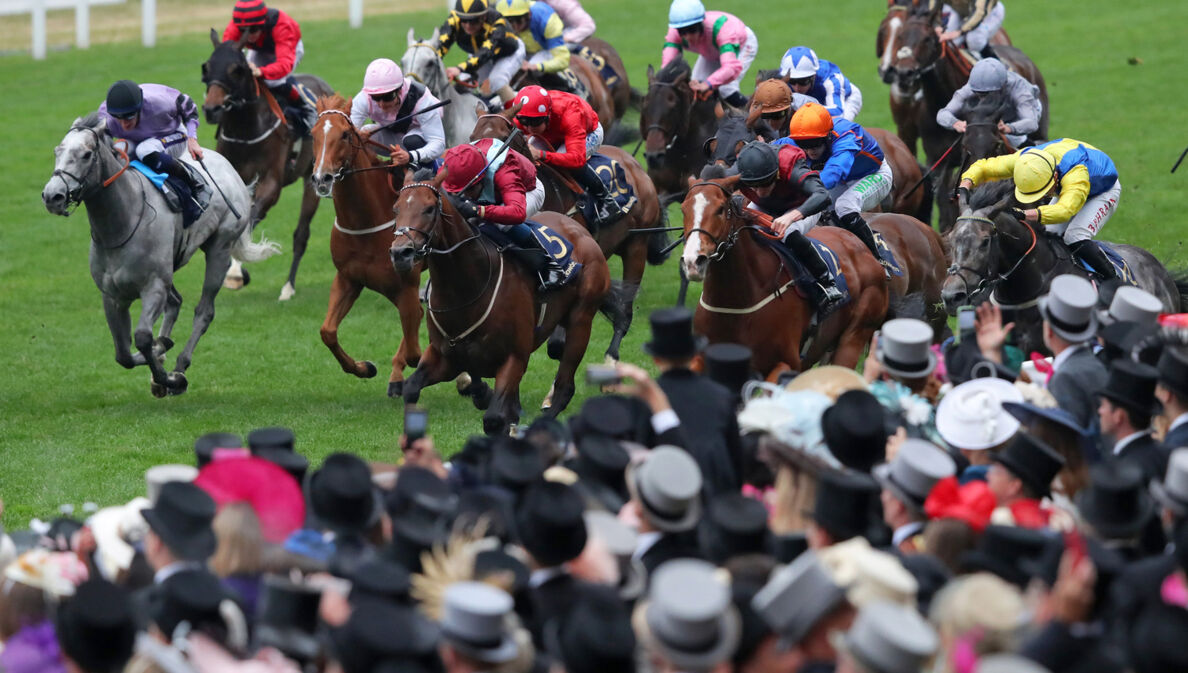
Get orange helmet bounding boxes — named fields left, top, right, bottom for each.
left=787, top=102, right=834, bottom=140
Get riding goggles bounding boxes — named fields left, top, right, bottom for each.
left=109, top=109, right=139, bottom=121
left=515, top=115, right=547, bottom=127
left=370, top=90, right=399, bottom=102
left=787, top=76, right=814, bottom=88
left=796, top=137, right=828, bottom=150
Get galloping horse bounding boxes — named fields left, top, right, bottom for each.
left=883, top=6, right=1046, bottom=231
left=942, top=182, right=1185, bottom=355
left=471, top=108, right=670, bottom=361
left=577, top=36, right=634, bottom=124
left=640, top=58, right=719, bottom=203
left=957, top=89, right=1021, bottom=170
left=309, top=96, right=424, bottom=397
left=42, top=114, right=279, bottom=396
left=390, top=177, right=611, bottom=434
left=679, top=177, right=890, bottom=377
left=202, top=29, right=334, bottom=301
left=402, top=28, right=483, bottom=146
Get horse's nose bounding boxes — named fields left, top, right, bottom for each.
left=42, top=187, right=66, bottom=213
left=643, top=150, right=665, bottom=167
left=203, top=105, right=222, bottom=125
left=941, top=285, right=966, bottom=315
left=390, top=245, right=415, bottom=272
left=312, top=173, right=333, bottom=198
left=880, top=66, right=895, bottom=85
left=683, top=254, right=708, bottom=282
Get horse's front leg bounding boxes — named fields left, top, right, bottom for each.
left=170, top=243, right=234, bottom=387
left=279, top=180, right=320, bottom=301
left=402, top=345, right=458, bottom=407
left=320, top=273, right=374, bottom=378
left=385, top=278, right=425, bottom=398
left=103, top=294, right=138, bottom=370
left=157, top=284, right=183, bottom=352
left=483, top=355, right=528, bottom=435
left=134, top=280, right=183, bottom=397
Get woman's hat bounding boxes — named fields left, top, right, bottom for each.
left=936, top=377, right=1023, bottom=450
left=1038, top=275, right=1098, bottom=343
left=1001, top=401, right=1098, bottom=463
left=635, top=559, right=741, bottom=673
left=875, top=319, right=937, bottom=379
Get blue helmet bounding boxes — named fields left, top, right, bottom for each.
left=668, top=0, right=705, bottom=29
left=779, top=46, right=820, bottom=79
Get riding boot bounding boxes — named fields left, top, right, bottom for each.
left=1070, top=240, right=1118, bottom=281
left=574, top=162, right=625, bottom=227
left=722, top=90, right=750, bottom=110
left=838, top=212, right=890, bottom=279
left=980, top=44, right=998, bottom=60
left=785, top=230, right=843, bottom=312
left=507, top=222, right=567, bottom=291
left=149, top=151, right=207, bottom=221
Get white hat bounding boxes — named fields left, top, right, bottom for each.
left=936, top=378, right=1022, bottom=450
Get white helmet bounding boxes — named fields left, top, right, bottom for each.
left=968, top=58, right=1007, bottom=93
left=362, top=58, right=406, bottom=96
left=779, top=46, right=820, bottom=79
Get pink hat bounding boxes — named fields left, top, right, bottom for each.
left=362, top=58, right=408, bottom=97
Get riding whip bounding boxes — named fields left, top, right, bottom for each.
left=904, top=133, right=964, bottom=199
left=1172, top=144, right=1188, bottom=173
left=196, top=156, right=243, bottom=220
left=377, top=99, right=453, bottom=135
left=459, top=127, right=523, bottom=193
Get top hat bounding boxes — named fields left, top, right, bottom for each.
left=875, top=319, right=937, bottom=379
left=573, top=395, right=638, bottom=440
left=331, top=600, right=441, bottom=672
left=1157, top=345, right=1188, bottom=400
left=386, top=466, right=457, bottom=519
left=350, top=558, right=412, bottom=606
left=140, top=481, right=217, bottom=561
left=1096, top=358, right=1162, bottom=417
left=150, top=569, right=234, bottom=640
left=636, top=559, right=741, bottom=673
left=628, top=446, right=704, bottom=533
left=516, top=481, right=588, bottom=567
left=643, top=307, right=708, bottom=360
left=810, top=469, right=882, bottom=543
left=583, top=510, right=646, bottom=601
left=874, top=439, right=956, bottom=515
left=704, top=343, right=756, bottom=400
left=193, top=432, right=243, bottom=469
left=821, top=390, right=888, bottom=473
left=752, top=551, right=846, bottom=647
left=1039, top=275, right=1099, bottom=343
left=440, top=582, right=519, bottom=664
left=832, top=601, right=938, bottom=673
left=935, top=377, right=1023, bottom=451
left=489, top=436, right=546, bottom=492
left=991, top=432, right=1066, bottom=498
left=255, top=575, right=323, bottom=662
left=454, top=488, right=516, bottom=542
left=977, top=655, right=1055, bottom=673
left=248, top=426, right=296, bottom=452
left=959, top=525, right=1049, bottom=588
left=56, top=579, right=136, bottom=673
left=548, top=585, right=637, bottom=673
left=1100, top=285, right=1161, bottom=327
left=254, top=448, right=310, bottom=486
left=1152, top=448, right=1188, bottom=517
left=1077, top=462, right=1155, bottom=540
left=574, top=434, right=630, bottom=491
left=698, top=493, right=771, bottom=564
left=304, top=453, right=382, bottom=536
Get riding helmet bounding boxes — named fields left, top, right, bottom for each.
left=105, top=80, right=144, bottom=117
left=494, top=0, right=531, bottom=18
left=362, top=58, right=406, bottom=96
left=232, top=0, right=269, bottom=26
left=969, top=58, right=1008, bottom=93
left=668, top=0, right=706, bottom=29
left=1013, top=148, right=1058, bottom=204
left=780, top=46, right=820, bottom=79
left=737, top=141, right=780, bottom=185
left=787, top=102, right=834, bottom=140
left=441, top=144, right=488, bottom=193
left=514, top=86, right=552, bottom=118
left=454, top=0, right=489, bottom=20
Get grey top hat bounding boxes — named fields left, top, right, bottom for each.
left=440, top=582, right=518, bottom=664
left=1039, top=275, right=1098, bottom=343
left=874, top=440, right=956, bottom=516
left=977, top=654, right=1052, bottom=673
left=752, top=551, right=846, bottom=647
left=627, top=446, right=703, bottom=533
left=145, top=465, right=199, bottom=504
left=1102, top=286, right=1161, bottom=327
left=584, top=510, right=647, bottom=601
left=1152, top=448, right=1188, bottom=517
left=637, top=559, right=741, bottom=673
left=876, top=319, right=937, bottom=379
left=832, top=600, right=938, bottom=673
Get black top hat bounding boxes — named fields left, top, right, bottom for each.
left=991, top=432, right=1066, bottom=498
left=959, top=525, right=1050, bottom=588
left=454, top=487, right=517, bottom=542
left=547, top=586, right=637, bottom=673
left=573, top=395, right=637, bottom=440
left=248, top=426, right=296, bottom=452
left=474, top=548, right=531, bottom=597
left=350, top=559, right=412, bottom=606
left=193, top=432, right=243, bottom=468
left=1157, top=345, right=1188, bottom=400
left=305, top=453, right=382, bottom=535
left=643, top=307, right=707, bottom=360
left=386, top=466, right=458, bottom=519
left=517, top=481, right=589, bottom=567
left=822, top=390, right=889, bottom=473
left=330, top=601, right=441, bottom=673
left=699, top=493, right=771, bottom=564
left=255, top=448, right=310, bottom=485
left=810, top=469, right=882, bottom=543
left=150, top=569, right=233, bottom=640
left=1077, top=462, right=1156, bottom=540
left=575, top=434, right=630, bottom=487
left=1096, top=359, right=1162, bottom=417
left=704, top=343, right=756, bottom=400
left=141, top=481, right=217, bottom=561
left=489, top=436, right=546, bottom=492
left=56, top=579, right=136, bottom=673
left=255, top=575, right=323, bottom=662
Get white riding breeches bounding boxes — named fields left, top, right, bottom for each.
left=476, top=39, right=526, bottom=94
left=124, top=131, right=187, bottom=160
left=942, top=2, right=1006, bottom=53
left=798, top=161, right=896, bottom=230
left=526, top=178, right=546, bottom=218
left=1045, top=178, right=1121, bottom=244
left=248, top=39, right=304, bottom=86
left=690, top=27, right=758, bottom=99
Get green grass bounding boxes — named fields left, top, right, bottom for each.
left=1, top=0, right=1185, bottom=524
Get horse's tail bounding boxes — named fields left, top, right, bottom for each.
left=646, top=207, right=674, bottom=266
left=1173, top=269, right=1188, bottom=311
left=231, top=225, right=281, bottom=263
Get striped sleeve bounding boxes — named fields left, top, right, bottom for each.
left=175, top=93, right=200, bottom=137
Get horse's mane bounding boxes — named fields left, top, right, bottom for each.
left=657, top=57, right=691, bottom=83
left=969, top=179, right=1014, bottom=210
left=75, top=111, right=102, bottom=130
left=317, top=93, right=351, bottom=113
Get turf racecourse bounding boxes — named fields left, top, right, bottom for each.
left=1, top=0, right=1184, bottom=523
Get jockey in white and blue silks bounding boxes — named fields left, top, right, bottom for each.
left=779, top=46, right=863, bottom=121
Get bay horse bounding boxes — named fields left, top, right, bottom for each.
left=42, top=114, right=279, bottom=397
left=883, top=6, right=1047, bottom=232
left=470, top=108, right=670, bottom=361
left=678, top=176, right=890, bottom=378
left=202, top=29, right=334, bottom=301
left=390, top=177, right=611, bottom=435
left=577, top=36, right=633, bottom=125
left=941, top=181, right=1186, bottom=355
left=957, top=89, right=1023, bottom=171
left=640, top=57, right=720, bottom=203
left=309, top=96, right=425, bottom=397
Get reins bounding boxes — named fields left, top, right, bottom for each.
left=946, top=213, right=1038, bottom=301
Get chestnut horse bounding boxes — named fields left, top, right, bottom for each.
left=390, top=178, right=610, bottom=435
left=640, top=57, right=720, bottom=203
left=201, top=29, right=334, bottom=301
left=308, top=96, right=424, bottom=397
left=679, top=177, right=890, bottom=378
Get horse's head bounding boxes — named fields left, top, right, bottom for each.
left=941, top=181, right=1019, bottom=312
left=470, top=102, right=537, bottom=158
left=401, top=27, right=445, bottom=95
left=390, top=171, right=452, bottom=273
left=703, top=114, right=755, bottom=168
left=885, top=7, right=943, bottom=88
left=680, top=175, right=742, bottom=281
left=961, top=90, right=1014, bottom=164
left=641, top=60, right=693, bottom=166
left=201, top=28, right=255, bottom=125
left=43, top=113, right=110, bottom=215
left=310, top=95, right=364, bottom=198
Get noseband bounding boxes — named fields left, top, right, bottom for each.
left=945, top=214, right=1038, bottom=300
left=683, top=181, right=772, bottom=262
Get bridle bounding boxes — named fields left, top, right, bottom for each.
left=392, top=182, right=483, bottom=259
left=51, top=126, right=130, bottom=211
left=202, top=54, right=258, bottom=112
left=313, top=109, right=396, bottom=186
left=945, top=213, right=1038, bottom=301
left=643, top=80, right=690, bottom=154
left=683, top=181, right=783, bottom=262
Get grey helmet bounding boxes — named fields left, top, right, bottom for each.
left=968, top=58, right=1008, bottom=93
left=737, top=141, right=780, bottom=185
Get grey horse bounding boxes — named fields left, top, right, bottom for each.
left=401, top=27, right=481, bottom=147
left=942, top=181, right=1187, bottom=355
left=42, top=113, right=279, bottom=397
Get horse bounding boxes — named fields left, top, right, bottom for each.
left=883, top=5, right=1047, bottom=232
left=470, top=108, right=671, bottom=361
left=390, top=176, right=611, bottom=435
left=640, top=57, right=720, bottom=203
left=201, top=29, right=334, bottom=301
left=42, top=114, right=280, bottom=397
left=309, top=96, right=425, bottom=397
left=957, top=88, right=1022, bottom=170
left=941, top=181, right=1186, bottom=355
left=402, top=28, right=483, bottom=147
left=678, top=176, right=890, bottom=378
left=576, top=36, right=634, bottom=124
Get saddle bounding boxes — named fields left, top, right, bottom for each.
left=477, top=221, right=582, bottom=287
left=1053, top=237, right=1138, bottom=286
left=130, top=160, right=211, bottom=229
left=750, top=222, right=852, bottom=317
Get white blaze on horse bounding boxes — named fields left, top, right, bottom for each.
left=42, top=113, right=279, bottom=397
left=401, top=27, right=482, bottom=147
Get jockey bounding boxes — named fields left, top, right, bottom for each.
left=494, top=0, right=581, bottom=94
left=778, top=46, right=863, bottom=121
left=509, top=85, right=628, bottom=226
left=222, top=0, right=316, bottom=137
left=98, top=80, right=207, bottom=218
left=440, top=141, right=565, bottom=290
left=937, top=58, right=1042, bottom=149
left=745, top=79, right=815, bottom=142
left=959, top=139, right=1121, bottom=281
left=435, top=0, right=526, bottom=108
left=661, top=0, right=759, bottom=110
left=349, top=59, right=446, bottom=170
left=736, top=141, right=842, bottom=311
left=541, top=0, right=595, bottom=47
left=778, top=102, right=892, bottom=276
left=930, top=0, right=1006, bottom=59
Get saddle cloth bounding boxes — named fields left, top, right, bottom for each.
left=129, top=160, right=211, bottom=229
left=761, top=233, right=852, bottom=315
left=872, top=231, right=905, bottom=277
left=570, top=45, right=621, bottom=87
left=1073, top=240, right=1138, bottom=286
left=579, top=153, right=637, bottom=229
left=478, top=220, right=582, bottom=282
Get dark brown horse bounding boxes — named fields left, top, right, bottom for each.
left=577, top=37, right=633, bottom=124
left=957, top=89, right=1022, bottom=171
left=470, top=109, right=670, bottom=361
left=201, top=29, right=333, bottom=301
left=640, top=57, right=720, bottom=203
left=390, top=177, right=610, bottom=434
left=308, top=96, right=425, bottom=397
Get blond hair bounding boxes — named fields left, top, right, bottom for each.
left=210, top=502, right=263, bottom=578
left=930, top=573, right=1023, bottom=664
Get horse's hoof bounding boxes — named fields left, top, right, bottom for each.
left=482, top=415, right=507, bottom=436
left=455, top=372, right=473, bottom=393
left=166, top=372, right=188, bottom=395
left=388, top=380, right=404, bottom=398
left=153, top=336, right=175, bottom=356
left=547, top=336, right=566, bottom=361
left=223, top=276, right=245, bottom=291
left=278, top=282, right=295, bottom=301
left=603, top=354, right=619, bottom=366
left=150, top=381, right=168, bottom=398
left=360, top=361, right=378, bottom=378
left=541, top=381, right=556, bottom=411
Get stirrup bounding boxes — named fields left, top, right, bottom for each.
left=816, top=281, right=843, bottom=311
